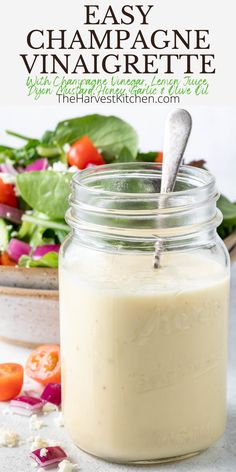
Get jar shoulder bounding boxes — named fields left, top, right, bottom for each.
left=60, top=235, right=230, bottom=293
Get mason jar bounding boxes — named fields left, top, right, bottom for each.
left=59, top=163, right=230, bottom=464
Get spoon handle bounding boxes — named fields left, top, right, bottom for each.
left=161, top=109, right=192, bottom=194
left=153, top=109, right=192, bottom=269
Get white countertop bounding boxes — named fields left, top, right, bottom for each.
left=1, top=266, right=236, bottom=472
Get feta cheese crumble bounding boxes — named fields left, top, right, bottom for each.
left=30, top=414, right=45, bottom=431
left=50, top=162, right=68, bottom=172
left=39, top=447, right=48, bottom=457
left=30, top=436, right=49, bottom=451
left=0, top=428, right=20, bottom=447
left=48, top=160, right=78, bottom=173
left=58, top=460, right=78, bottom=471
left=63, top=143, right=71, bottom=153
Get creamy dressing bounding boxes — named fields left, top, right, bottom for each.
left=59, top=247, right=229, bottom=462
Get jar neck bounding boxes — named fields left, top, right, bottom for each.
left=66, top=163, right=222, bottom=253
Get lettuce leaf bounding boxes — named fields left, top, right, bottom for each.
left=19, top=252, right=58, bottom=268
left=16, top=171, right=72, bottom=219
left=217, top=195, right=236, bottom=238
left=51, top=115, right=138, bottom=158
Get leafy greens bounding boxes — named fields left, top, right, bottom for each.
left=16, top=171, right=72, bottom=220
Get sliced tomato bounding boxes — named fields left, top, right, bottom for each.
left=155, top=152, right=163, bottom=163
left=0, top=251, right=16, bottom=266
left=0, top=363, right=24, bottom=401
left=26, top=345, right=61, bottom=385
left=0, top=178, right=18, bottom=207
left=67, top=136, right=105, bottom=170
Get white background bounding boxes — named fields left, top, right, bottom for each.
left=0, top=105, right=235, bottom=200
left=0, top=0, right=235, bottom=198
left=0, top=0, right=235, bottom=106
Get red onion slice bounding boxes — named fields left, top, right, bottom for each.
left=11, top=395, right=43, bottom=408
left=10, top=396, right=44, bottom=416
left=33, top=244, right=60, bottom=260
left=41, top=383, right=61, bottom=406
left=30, top=446, right=67, bottom=467
left=26, top=158, right=48, bottom=172
left=0, top=204, right=23, bottom=224
left=8, top=238, right=31, bottom=262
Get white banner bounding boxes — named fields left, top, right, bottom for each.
left=0, top=0, right=235, bottom=106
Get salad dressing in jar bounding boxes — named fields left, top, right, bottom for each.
left=59, top=163, right=230, bottom=464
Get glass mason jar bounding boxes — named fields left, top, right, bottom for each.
left=59, top=163, right=230, bottom=464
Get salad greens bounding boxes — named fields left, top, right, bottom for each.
left=0, top=114, right=139, bottom=268
left=0, top=218, right=9, bottom=250
left=136, top=151, right=159, bottom=162
left=0, top=115, right=138, bottom=167
left=16, top=171, right=73, bottom=220
left=0, top=115, right=138, bottom=267
left=51, top=115, right=138, bottom=159
left=0, top=113, right=235, bottom=269
left=19, top=252, right=59, bottom=268
left=116, top=147, right=136, bottom=162
left=217, top=195, right=236, bottom=239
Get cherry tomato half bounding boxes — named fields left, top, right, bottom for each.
left=0, top=251, right=16, bottom=266
left=67, top=136, right=105, bottom=170
left=0, top=178, right=18, bottom=208
left=26, top=345, right=61, bottom=385
left=0, top=363, right=24, bottom=401
left=155, top=152, right=163, bottom=163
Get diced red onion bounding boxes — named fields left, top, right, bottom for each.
left=0, top=204, right=23, bottom=224
left=30, top=446, right=67, bottom=467
left=10, top=396, right=44, bottom=416
left=26, top=158, right=48, bottom=172
left=33, top=244, right=60, bottom=260
left=11, top=395, right=43, bottom=407
left=8, top=238, right=31, bottom=262
left=0, top=163, right=18, bottom=175
left=41, top=383, right=61, bottom=406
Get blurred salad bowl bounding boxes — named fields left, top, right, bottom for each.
left=0, top=266, right=59, bottom=347
left=0, top=265, right=58, bottom=290
left=0, top=114, right=140, bottom=345
left=0, top=113, right=235, bottom=346
left=0, top=285, right=59, bottom=348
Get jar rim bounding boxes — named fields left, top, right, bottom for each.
left=72, top=162, right=216, bottom=201
left=68, top=162, right=221, bottom=250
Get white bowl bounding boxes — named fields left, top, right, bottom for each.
left=0, top=266, right=58, bottom=290
left=0, top=267, right=59, bottom=347
left=0, top=285, right=59, bottom=347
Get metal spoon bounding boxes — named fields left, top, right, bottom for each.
left=153, top=109, right=192, bottom=269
